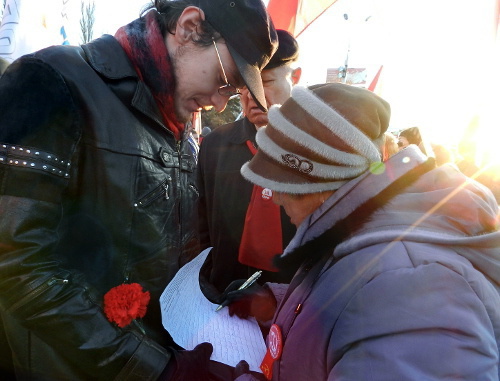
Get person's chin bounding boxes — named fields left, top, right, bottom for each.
left=247, top=111, right=268, bottom=127
left=175, top=100, right=199, bottom=123
left=175, top=110, right=191, bottom=124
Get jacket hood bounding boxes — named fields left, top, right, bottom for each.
left=282, top=146, right=500, bottom=287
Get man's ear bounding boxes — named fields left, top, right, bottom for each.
left=291, top=67, right=302, bottom=85
left=173, top=6, right=206, bottom=43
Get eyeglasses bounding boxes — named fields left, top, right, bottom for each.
left=212, top=38, right=241, bottom=98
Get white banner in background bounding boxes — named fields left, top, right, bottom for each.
left=60, top=0, right=71, bottom=46
left=0, top=0, right=21, bottom=62
left=0, top=0, right=73, bottom=63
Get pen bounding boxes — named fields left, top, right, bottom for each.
left=215, top=270, right=262, bottom=312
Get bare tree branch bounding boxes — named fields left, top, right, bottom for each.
left=80, top=0, right=95, bottom=44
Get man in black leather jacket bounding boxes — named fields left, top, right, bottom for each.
left=0, top=0, right=277, bottom=379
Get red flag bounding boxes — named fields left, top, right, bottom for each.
left=368, top=65, right=383, bottom=92
left=267, top=0, right=338, bottom=37
left=495, top=0, right=500, bottom=40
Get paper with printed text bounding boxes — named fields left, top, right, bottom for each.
left=160, top=248, right=266, bottom=372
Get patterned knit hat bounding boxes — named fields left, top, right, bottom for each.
left=241, top=83, right=391, bottom=194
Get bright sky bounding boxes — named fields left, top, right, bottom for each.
left=70, top=0, right=498, bottom=146
left=3, top=0, right=499, bottom=163
left=62, top=0, right=149, bottom=38
left=295, top=0, right=499, bottom=143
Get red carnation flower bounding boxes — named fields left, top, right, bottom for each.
left=104, top=283, right=150, bottom=328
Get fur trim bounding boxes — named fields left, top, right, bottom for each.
left=256, top=127, right=368, bottom=180
left=274, top=158, right=436, bottom=269
left=241, top=83, right=390, bottom=195
left=240, top=162, right=349, bottom=194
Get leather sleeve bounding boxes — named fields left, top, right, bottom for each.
left=0, top=57, right=170, bottom=380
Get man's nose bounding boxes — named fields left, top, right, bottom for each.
left=243, top=89, right=253, bottom=101
left=211, top=93, right=229, bottom=113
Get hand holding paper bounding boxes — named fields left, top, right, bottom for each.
left=159, top=248, right=266, bottom=373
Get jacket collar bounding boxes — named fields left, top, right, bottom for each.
left=275, top=146, right=435, bottom=270
left=227, top=117, right=258, bottom=145
left=304, top=146, right=429, bottom=242
left=82, top=34, right=138, bottom=80
left=82, top=34, right=172, bottom=135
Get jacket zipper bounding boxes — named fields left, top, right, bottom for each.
left=274, top=256, right=336, bottom=353
left=8, top=275, right=70, bottom=313
left=134, top=176, right=171, bottom=207
left=176, top=140, right=182, bottom=230
left=188, top=184, right=199, bottom=197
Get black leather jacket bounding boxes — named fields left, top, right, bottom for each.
left=0, top=35, right=199, bottom=380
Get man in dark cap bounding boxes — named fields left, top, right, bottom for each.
left=0, top=0, right=277, bottom=379
left=197, top=30, right=302, bottom=302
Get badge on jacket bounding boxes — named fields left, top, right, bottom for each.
left=260, top=324, right=283, bottom=379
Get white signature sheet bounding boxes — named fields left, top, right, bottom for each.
left=160, top=248, right=266, bottom=372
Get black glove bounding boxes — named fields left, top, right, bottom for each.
left=207, top=359, right=267, bottom=381
left=219, top=280, right=276, bottom=321
left=234, top=360, right=251, bottom=377
left=161, top=342, right=213, bottom=381
left=233, top=360, right=267, bottom=381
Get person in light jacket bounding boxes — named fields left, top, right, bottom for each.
left=228, top=83, right=500, bottom=380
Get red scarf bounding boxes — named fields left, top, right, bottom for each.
left=238, top=141, right=283, bottom=272
left=115, top=11, right=184, bottom=140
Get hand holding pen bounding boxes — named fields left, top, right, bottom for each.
left=215, top=271, right=262, bottom=312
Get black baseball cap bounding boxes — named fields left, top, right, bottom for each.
left=197, top=0, right=278, bottom=111
left=265, top=29, right=299, bottom=70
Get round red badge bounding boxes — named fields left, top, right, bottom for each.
left=268, top=324, right=282, bottom=359
left=260, top=324, right=283, bottom=379
left=261, top=188, right=273, bottom=200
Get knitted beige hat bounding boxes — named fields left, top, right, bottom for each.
left=241, top=83, right=391, bottom=194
